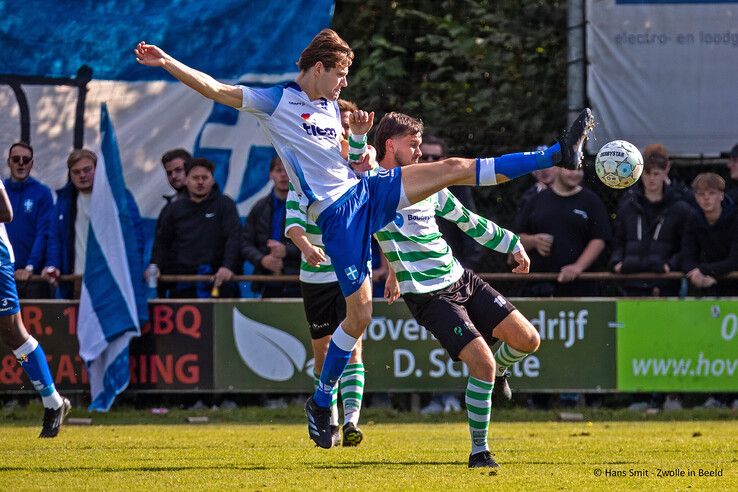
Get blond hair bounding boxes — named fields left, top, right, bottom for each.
left=67, top=148, right=97, bottom=169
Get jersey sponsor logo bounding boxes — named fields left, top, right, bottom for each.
left=573, top=208, right=589, bottom=220
left=288, top=101, right=305, bottom=106
left=23, top=199, right=33, bottom=213
left=302, top=122, right=337, bottom=139
left=393, top=213, right=404, bottom=227
left=205, top=212, right=216, bottom=218
left=408, top=213, right=432, bottom=222
left=301, top=113, right=311, bottom=120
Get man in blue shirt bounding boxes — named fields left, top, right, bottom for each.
left=4, top=142, right=54, bottom=298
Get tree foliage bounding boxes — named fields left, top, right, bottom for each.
left=333, top=0, right=568, bottom=157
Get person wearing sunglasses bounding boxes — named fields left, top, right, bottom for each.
left=4, top=142, right=54, bottom=299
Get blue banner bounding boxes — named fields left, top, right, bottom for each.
left=0, top=1, right=335, bottom=80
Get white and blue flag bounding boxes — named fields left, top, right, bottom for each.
left=77, top=103, right=147, bottom=412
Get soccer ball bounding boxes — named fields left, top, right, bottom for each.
left=594, top=140, right=643, bottom=189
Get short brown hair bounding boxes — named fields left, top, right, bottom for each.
left=269, top=154, right=284, bottom=172
left=67, top=148, right=97, bottom=169
left=692, top=172, right=725, bottom=192
left=161, top=148, right=192, bottom=167
left=643, top=143, right=669, bottom=169
left=297, top=29, right=353, bottom=72
left=185, top=157, right=214, bottom=176
left=337, top=99, right=358, bottom=114
left=8, top=141, right=33, bottom=158
left=373, top=112, right=424, bottom=161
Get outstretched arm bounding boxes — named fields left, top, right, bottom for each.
left=134, top=41, right=243, bottom=108
left=435, top=189, right=520, bottom=255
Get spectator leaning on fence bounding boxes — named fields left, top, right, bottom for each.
left=4, top=142, right=54, bottom=299
left=681, top=172, right=738, bottom=296
left=609, top=149, right=692, bottom=296
left=150, top=158, right=241, bottom=298
left=513, top=167, right=611, bottom=297
left=145, top=148, right=192, bottom=297
left=241, top=155, right=301, bottom=298
left=43, top=149, right=144, bottom=299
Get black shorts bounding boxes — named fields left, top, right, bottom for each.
left=402, top=270, right=516, bottom=361
left=300, top=281, right=346, bottom=339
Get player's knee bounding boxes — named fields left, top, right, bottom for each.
left=523, top=329, right=541, bottom=353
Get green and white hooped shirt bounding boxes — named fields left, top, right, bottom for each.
left=375, top=188, right=520, bottom=295
left=285, top=183, right=338, bottom=284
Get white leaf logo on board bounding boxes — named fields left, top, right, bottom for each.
left=232, top=307, right=307, bottom=381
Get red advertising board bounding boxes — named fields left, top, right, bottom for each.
left=0, top=301, right=213, bottom=393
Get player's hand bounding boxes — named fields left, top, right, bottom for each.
left=613, top=262, right=623, bottom=273
left=213, top=267, right=234, bottom=287
left=350, top=153, right=373, bottom=173
left=534, top=233, right=554, bottom=256
left=384, top=274, right=400, bottom=304
left=261, top=254, right=283, bottom=273
left=348, top=110, right=374, bottom=135
left=558, top=263, right=583, bottom=283
left=704, top=275, right=717, bottom=288
left=267, top=239, right=287, bottom=259
left=303, top=245, right=326, bottom=267
left=511, top=247, right=530, bottom=274
left=663, top=263, right=671, bottom=273
left=134, top=41, right=169, bottom=67
left=14, top=268, right=32, bottom=282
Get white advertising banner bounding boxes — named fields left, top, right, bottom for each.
left=586, top=0, right=738, bottom=156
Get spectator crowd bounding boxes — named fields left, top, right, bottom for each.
left=4, top=138, right=738, bottom=300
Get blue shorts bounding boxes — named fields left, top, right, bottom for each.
left=0, top=262, right=20, bottom=317
left=317, top=168, right=403, bottom=296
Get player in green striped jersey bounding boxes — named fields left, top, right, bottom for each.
left=374, top=112, right=541, bottom=469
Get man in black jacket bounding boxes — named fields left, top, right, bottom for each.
left=241, top=155, right=301, bottom=297
left=682, top=173, right=738, bottom=296
left=150, top=158, right=241, bottom=298
left=609, top=153, right=692, bottom=296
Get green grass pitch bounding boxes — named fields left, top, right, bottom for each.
left=1, top=405, right=736, bottom=490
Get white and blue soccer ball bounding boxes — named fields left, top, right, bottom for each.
left=594, top=140, right=643, bottom=189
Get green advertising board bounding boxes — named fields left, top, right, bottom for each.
left=214, top=299, right=616, bottom=392
left=617, top=300, right=738, bottom=392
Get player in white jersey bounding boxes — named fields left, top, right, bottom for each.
left=373, top=112, right=540, bottom=468
left=135, top=29, right=594, bottom=448
left=286, top=181, right=366, bottom=447
left=0, top=173, right=70, bottom=437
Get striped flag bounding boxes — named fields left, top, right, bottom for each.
left=77, top=103, right=147, bottom=412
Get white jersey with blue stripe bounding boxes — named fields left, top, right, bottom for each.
left=237, top=83, right=359, bottom=219
left=0, top=223, right=15, bottom=266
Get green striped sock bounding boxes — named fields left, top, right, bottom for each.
left=340, top=363, right=365, bottom=425
left=466, top=376, right=493, bottom=455
left=314, top=370, right=339, bottom=426
left=494, top=343, right=530, bottom=376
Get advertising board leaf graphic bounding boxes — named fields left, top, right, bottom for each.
left=232, top=307, right=306, bottom=381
